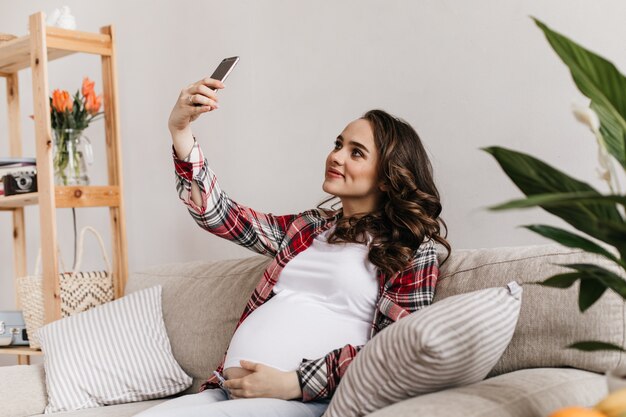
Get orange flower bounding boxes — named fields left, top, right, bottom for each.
left=52, top=89, right=73, bottom=112
left=81, top=77, right=95, bottom=98
left=84, top=92, right=102, bottom=115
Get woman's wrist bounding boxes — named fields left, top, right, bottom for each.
left=284, top=371, right=303, bottom=400
left=170, top=125, right=194, bottom=160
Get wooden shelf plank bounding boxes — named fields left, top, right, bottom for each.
left=0, top=36, right=30, bottom=73
left=0, top=345, right=43, bottom=356
left=56, top=185, right=120, bottom=208
left=0, top=186, right=121, bottom=210
left=0, top=192, right=39, bottom=209
left=47, top=27, right=112, bottom=57
left=0, top=27, right=112, bottom=73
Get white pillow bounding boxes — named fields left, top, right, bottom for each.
left=325, top=282, right=523, bottom=417
left=37, top=285, right=192, bottom=414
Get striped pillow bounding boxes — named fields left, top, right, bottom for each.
left=325, top=282, right=523, bottom=417
left=37, top=285, right=192, bottom=414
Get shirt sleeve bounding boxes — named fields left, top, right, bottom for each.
left=377, top=239, right=440, bottom=322
left=172, top=137, right=298, bottom=257
left=295, top=239, right=440, bottom=402
left=296, top=343, right=363, bottom=402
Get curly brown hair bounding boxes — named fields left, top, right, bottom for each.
left=318, top=109, right=451, bottom=277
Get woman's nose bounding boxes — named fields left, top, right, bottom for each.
left=330, top=151, right=344, bottom=165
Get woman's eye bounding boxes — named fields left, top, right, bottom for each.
left=334, top=141, right=341, bottom=149
left=352, top=149, right=363, bottom=157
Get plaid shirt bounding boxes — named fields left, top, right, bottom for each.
left=173, top=138, right=440, bottom=402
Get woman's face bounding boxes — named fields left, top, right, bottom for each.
left=323, top=118, right=383, bottom=216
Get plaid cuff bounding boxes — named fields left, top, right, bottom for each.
left=173, top=136, right=209, bottom=213
left=172, top=136, right=204, bottom=183
left=298, top=356, right=330, bottom=402
left=297, top=344, right=365, bottom=402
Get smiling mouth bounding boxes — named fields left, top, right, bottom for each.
left=326, top=169, right=344, bottom=178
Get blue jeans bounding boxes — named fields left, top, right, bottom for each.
left=133, top=388, right=331, bottom=417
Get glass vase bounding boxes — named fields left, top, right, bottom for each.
left=52, top=128, right=93, bottom=186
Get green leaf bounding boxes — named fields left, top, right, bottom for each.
left=592, top=102, right=626, bottom=169
left=490, top=192, right=626, bottom=210
left=533, top=17, right=626, bottom=168
left=482, top=146, right=623, bottom=244
left=568, top=341, right=625, bottom=352
left=593, top=219, right=626, bottom=260
left=522, top=224, right=624, bottom=267
left=561, top=262, right=626, bottom=299
left=579, top=278, right=608, bottom=312
left=539, top=272, right=583, bottom=288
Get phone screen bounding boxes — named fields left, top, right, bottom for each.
left=210, top=56, right=239, bottom=84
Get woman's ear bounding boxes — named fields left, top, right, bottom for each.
left=379, top=182, right=389, bottom=192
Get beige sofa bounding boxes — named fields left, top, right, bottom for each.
left=3, top=243, right=624, bottom=417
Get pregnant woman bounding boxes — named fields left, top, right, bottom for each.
left=136, top=76, right=450, bottom=417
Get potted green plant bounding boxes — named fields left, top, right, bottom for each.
left=483, top=17, right=626, bottom=387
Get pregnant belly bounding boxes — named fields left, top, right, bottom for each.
left=223, top=290, right=371, bottom=372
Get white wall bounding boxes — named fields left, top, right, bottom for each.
left=1, top=0, right=625, bottom=366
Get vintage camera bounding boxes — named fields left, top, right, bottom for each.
left=0, top=311, right=29, bottom=346
left=3, top=170, right=38, bottom=196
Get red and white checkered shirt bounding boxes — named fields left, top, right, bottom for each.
left=173, top=138, right=440, bottom=402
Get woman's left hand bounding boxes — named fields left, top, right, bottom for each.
left=224, top=360, right=303, bottom=400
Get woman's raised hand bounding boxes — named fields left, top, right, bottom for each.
left=168, top=77, right=225, bottom=133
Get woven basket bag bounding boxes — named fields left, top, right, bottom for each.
left=17, top=226, right=114, bottom=349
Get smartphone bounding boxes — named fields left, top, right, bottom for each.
left=195, top=56, right=239, bottom=106
left=211, top=56, right=239, bottom=87
left=213, top=371, right=231, bottom=398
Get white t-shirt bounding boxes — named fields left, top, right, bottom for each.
left=223, top=226, right=379, bottom=371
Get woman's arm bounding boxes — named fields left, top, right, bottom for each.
left=169, top=78, right=222, bottom=207
left=172, top=137, right=298, bottom=256
left=169, top=77, right=298, bottom=256
left=295, top=240, right=440, bottom=402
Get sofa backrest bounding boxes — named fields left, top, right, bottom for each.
left=435, top=243, right=625, bottom=377
left=126, top=243, right=625, bottom=393
left=125, top=256, right=271, bottom=394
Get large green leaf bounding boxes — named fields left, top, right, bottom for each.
left=483, top=146, right=623, bottom=243
left=568, top=341, right=625, bottom=352
left=537, top=272, right=584, bottom=288
left=593, top=218, right=626, bottom=259
left=490, top=192, right=626, bottom=210
left=534, top=17, right=626, bottom=168
left=522, top=224, right=624, bottom=268
left=560, top=263, right=626, bottom=300
left=592, top=102, right=626, bottom=168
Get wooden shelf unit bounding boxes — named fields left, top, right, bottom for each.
left=0, top=12, right=128, bottom=364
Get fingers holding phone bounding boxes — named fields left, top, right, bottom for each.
left=190, top=55, right=239, bottom=106
left=168, top=81, right=220, bottom=133
left=168, top=56, right=239, bottom=133
left=188, top=80, right=223, bottom=108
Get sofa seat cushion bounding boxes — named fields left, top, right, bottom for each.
left=366, top=368, right=607, bottom=417
left=28, top=398, right=168, bottom=417
left=1, top=364, right=47, bottom=417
